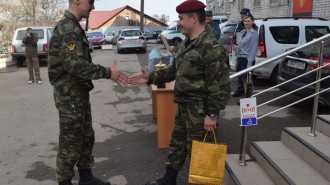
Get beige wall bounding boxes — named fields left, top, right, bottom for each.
left=101, top=8, right=165, bottom=28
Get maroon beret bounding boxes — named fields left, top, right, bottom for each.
left=176, top=0, right=206, bottom=13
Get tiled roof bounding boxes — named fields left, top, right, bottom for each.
left=88, top=5, right=168, bottom=29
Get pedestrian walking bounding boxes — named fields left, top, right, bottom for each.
left=128, top=1, right=230, bottom=184
left=232, top=8, right=250, bottom=97
left=23, top=28, right=42, bottom=84
left=48, top=0, right=128, bottom=185
left=236, top=13, right=258, bottom=97
left=205, top=10, right=221, bottom=40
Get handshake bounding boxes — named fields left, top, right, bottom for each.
left=110, top=59, right=149, bottom=86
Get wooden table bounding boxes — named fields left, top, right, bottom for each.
left=151, top=81, right=177, bottom=148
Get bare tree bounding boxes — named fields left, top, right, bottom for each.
left=0, top=0, right=67, bottom=56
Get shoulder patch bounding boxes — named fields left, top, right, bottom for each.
left=250, top=29, right=255, bottom=33
left=66, top=41, right=77, bottom=53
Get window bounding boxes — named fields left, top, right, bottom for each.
left=121, top=30, right=141, bottom=37
left=305, top=26, right=330, bottom=42
left=221, top=24, right=236, bottom=34
left=16, top=29, right=44, bottom=40
left=254, top=0, right=261, bottom=7
left=269, top=0, right=279, bottom=4
left=269, top=26, right=299, bottom=44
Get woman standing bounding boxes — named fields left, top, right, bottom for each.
left=236, top=13, right=258, bottom=97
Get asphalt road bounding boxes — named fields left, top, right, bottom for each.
left=0, top=41, right=329, bottom=185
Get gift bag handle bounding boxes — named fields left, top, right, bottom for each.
left=203, top=130, right=217, bottom=144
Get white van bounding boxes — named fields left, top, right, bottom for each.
left=229, top=17, right=330, bottom=83
left=158, top=21, right=186, bottom=46
left=11, top=27, right=53, bottom=66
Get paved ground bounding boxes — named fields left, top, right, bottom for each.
left=0, top=41, right=329, bottom=185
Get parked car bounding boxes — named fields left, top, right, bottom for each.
left=152, top=30, right=163, bottom=39
left=87, top=31, right=105, bottom=49
left=87, top=37, right=94, bottom=53
left=278, top=37, right=330, bottom=106
left=219, top=21, right=239, bottom=64
left=11, top=27, right=53, bottom=66
left=143, top=29, right=153, bottom=41
left=229, top=17, right=330, bottom=84
left=117, top=29, right=147, bottom=54
left=112, top=30, right=121, bottom=45
left=105, top=31, right=116, bottom=44
left=158, top=21, right=185, bottom=46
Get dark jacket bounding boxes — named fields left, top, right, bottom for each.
left=22, top=34, right=38, bottom=57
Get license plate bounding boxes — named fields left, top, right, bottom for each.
left=287, top=60, right=306, bottom=70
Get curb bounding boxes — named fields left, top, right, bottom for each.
left=0, top=58, right=14, bottom=69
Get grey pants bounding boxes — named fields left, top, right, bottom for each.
left=26, top=56, right=41, bottom=81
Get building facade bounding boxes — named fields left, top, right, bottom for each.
left=206, top=0, right=330, bottom=21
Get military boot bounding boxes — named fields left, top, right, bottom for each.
left=78, top=169, right=111, bottom=185
left=145, top=166, right=178, bottom=185
left=58, top=179, right=73, bottom=185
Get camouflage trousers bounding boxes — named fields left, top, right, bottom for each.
left=55, top=92, right=95, bottom=181
left=166, top=101, right=214, bottom=171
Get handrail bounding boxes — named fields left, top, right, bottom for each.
left=230, top=33, right=330, bottom=80
left=252, top=63, right=330, bottom=97
left=234, top=34, right=330, bottom=166
left=257, top=71, right=330, bottom=108
left=258, top=86, right=330, bottom=120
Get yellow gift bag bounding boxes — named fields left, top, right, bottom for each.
left=188, top=131, right=227, bottom=185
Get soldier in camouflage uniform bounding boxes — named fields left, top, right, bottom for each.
left=129, top=1, right=230, bottom=185
left=48, top=0, right=128, bottom=185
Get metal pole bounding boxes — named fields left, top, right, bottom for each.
left=238, top=72, right=251, bottom=166
left=308, top=41, right=324, bottom=137
left=238, top=126, right=247, bottom=166
left=140, top=0, right=144, bottom=32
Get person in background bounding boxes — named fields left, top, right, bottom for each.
left=205, top=10, right=221, bottom=40
left=23, top=28, right=42, bottom=84
left=232, top=8, right=250, bottom=97
left=236, top=12, right=258, bottom=97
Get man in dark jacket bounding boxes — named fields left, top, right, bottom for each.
left=23, top=28, right=42, bottom=84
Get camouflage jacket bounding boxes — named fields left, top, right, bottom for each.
left=148, top=25, right=230, bottom=115
left=48, top=10, right=111, bottom=96
left=22, top=34, right=38, bottom=57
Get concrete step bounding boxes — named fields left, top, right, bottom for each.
left=281, top=127, right=330, bottom=181
left=316, top=115, right=330, bottom=137
left=224, top=154, right=275, bottom=185
left=250, top=141, right=329, bottom=185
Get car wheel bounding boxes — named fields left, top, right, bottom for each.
left=16, top=57, right=25, bottom=67
left=270, top=65, right=279, bottom=85
left=141, top=48, right=147, bottom=53
left=117, top=49, right=122, bottom=54
left=173, top=38, right=181, bottom=46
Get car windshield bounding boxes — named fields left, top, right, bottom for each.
left=16, top=29, right=44, bottom=40
left=222, top=25, right=236, bottom=34
left=121, top=30, right=141, bottom=37
left=88, top=32, right=103, bottom=37
left=167, top=21, right=178, bottom=30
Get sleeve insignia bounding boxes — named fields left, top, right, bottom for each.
left=67, top=41, right=77, bottom=53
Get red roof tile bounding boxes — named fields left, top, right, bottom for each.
left=89, top=6, right=127, bottom=29
left=88, top=5, right=168, bottom=29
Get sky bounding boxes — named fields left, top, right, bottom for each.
left=94, top=0, right=207, bottom=23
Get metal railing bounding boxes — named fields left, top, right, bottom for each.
left=230, top=33, right=330, bottom=166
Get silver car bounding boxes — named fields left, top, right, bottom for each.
left=117, top=29, right=147, bottom=54
left=11, top=27, right=53, bottom=66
